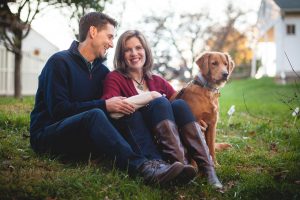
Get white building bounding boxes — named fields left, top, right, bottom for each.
left=0, top=29, right=58, bottom=95
left=252, top=0, right=300, bottom=81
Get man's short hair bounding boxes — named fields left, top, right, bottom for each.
left=78, top=12, right=117, bottom=42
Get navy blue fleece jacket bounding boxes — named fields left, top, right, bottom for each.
left=30, top=41, right=109, bottom=135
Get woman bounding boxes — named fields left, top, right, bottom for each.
left=102, top=30, right=222, bottom=188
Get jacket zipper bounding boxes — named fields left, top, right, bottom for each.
left=89, top=71, right=92, bottom=80
left=88, top=64, right=92, bottom=80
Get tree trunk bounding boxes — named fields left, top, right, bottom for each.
left=14, top=51, right=22, bottom=99
left=14, top=29, right=23, bottom=99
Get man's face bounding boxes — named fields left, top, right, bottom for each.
left=91, top=23, right=115, bottom=59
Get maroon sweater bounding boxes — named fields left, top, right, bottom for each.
left=102, top=71, right=176, bottom=100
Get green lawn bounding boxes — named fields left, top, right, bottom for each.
left=0, top=77, right=299, bottom=200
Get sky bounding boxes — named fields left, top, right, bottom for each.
left=31, top=0, right=261, bottom=50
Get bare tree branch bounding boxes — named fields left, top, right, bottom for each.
left=0, top=0, right=109, bottom=98
left=284, top=51, right=300, bottom=79
left=243, top=92, right=272, bottom=122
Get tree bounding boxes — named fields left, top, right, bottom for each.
left=0, top=0, right=109, bottom=98
left=140, top=2, right=254, bottom=82
left=206, top=3, right=253, bottom=66
left=143, top=12, right=214, bottom=82
left=207, top=28, right=252, bottom=66
left=61, top=0, right=111, bottom=39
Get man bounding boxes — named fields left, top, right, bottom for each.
left=30, top=12, right=184, bottom=185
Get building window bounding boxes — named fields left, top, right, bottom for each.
left=286, top=24, right=295, bottom=35
left=33, top=49, right=40, bottom=56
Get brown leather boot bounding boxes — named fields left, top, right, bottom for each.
left=180, top=122, right=223, bottom=189
left=153, top=120, right=197, bottom=183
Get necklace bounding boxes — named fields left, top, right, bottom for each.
left=133, top=77, right=144, bottom=90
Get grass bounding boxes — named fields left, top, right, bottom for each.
left=0, top=77, right=299, bottom=199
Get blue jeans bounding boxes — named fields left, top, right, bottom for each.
left=140, top=97, right=196, bottom=128
left=30, top=108, right=147, bottom=173
left=112, top=111, right=162, bottom=160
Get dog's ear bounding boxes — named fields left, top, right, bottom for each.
left=196, top=52, right=210, bottom=76
left=224, top=53, right=235, bottom=75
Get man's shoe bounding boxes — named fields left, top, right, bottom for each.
left=139, top=160, right=184, bottom=185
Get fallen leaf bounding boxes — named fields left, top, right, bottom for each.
left=22, top=155, right=30, bottom=160
left=45, top=197, right=57, bottom=200
left=8, top=165, right=15, bottom=172
left=217, top=180, right=238, bottom=193
left=248, top=131, right=256, bottom=137
left=274, top=170, right=289, bottom=180
left=270, top=142, right=278, bottom=152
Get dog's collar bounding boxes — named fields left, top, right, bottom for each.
left=193, top=74, right=220, bottom=94
left=174, top=74, right=220, bottom=100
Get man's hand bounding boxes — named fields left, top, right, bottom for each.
left=106, top=96, right=135, bottom=115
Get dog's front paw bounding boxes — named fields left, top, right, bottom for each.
left=215, top=143, right=232, bottom=151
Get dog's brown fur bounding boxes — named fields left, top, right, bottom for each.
left=171, top=52, right=235, bottom=165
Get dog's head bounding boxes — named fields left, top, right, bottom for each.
left=195, top=51, right=235, bottom=88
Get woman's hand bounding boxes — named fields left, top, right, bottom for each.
left=199, top=120, right=208, bottom=132
left=105, top=96, right=135, bottom=115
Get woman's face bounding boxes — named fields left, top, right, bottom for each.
left=124, top=36, right=146, bottom=72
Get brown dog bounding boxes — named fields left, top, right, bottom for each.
left=171, top=52, right=235, bottom=165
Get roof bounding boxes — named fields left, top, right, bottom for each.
left=274, top=0, right=300, bottom=11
